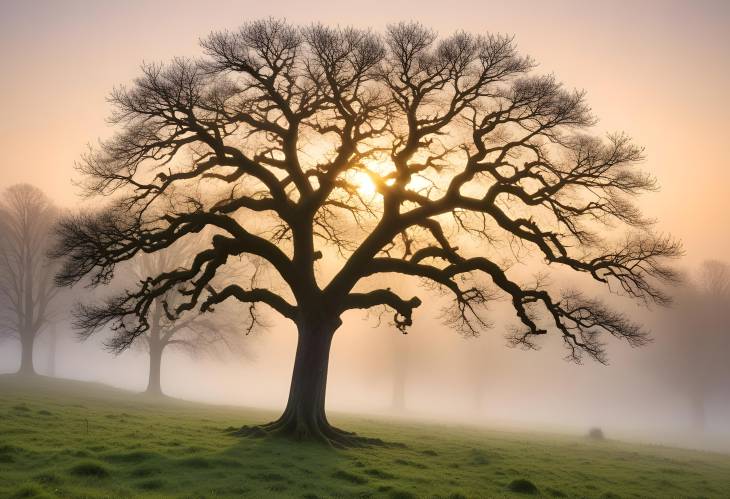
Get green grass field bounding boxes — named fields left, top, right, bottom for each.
left=1, top=375, right=729, bottom=498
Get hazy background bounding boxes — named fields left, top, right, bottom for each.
left=1, top=0, right=729, bottom=451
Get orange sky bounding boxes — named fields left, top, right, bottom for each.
left=1, top=0, right=728, bottom=264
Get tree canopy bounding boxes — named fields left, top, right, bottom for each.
left=52, top=19, right=680, bottom=444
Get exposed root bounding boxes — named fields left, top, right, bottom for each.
left=226, top=418, right=406, bottom=449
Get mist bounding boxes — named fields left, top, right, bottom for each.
left=1, top=2, right=730, bottom=498
left=2, top=280, right=728, bottom=452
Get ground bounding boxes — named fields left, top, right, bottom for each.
left=1, top=375, right=729, bottom=498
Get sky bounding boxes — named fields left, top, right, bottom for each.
left=1, top=0, right=729, bottom=450
left=1, top=0, right=729, bottom=263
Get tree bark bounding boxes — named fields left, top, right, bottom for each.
left=146, top=341, right=163, bottom=396
left=237, top=317, right=361, bottom=446
left=269, top=320, right=335, bottom=436
left=18, top=331, right=35, bottom=376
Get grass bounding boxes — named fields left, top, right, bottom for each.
left=0, top=375, right=729, bottom=498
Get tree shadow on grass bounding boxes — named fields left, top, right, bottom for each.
left=211, top=429, right=436, bottom=498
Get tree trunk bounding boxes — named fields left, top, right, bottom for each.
left=145, top=301, right=164, bottom=397
left=270, top=320, right=335, bottom=436
left=146, top=341, right=163, bottom=396
left=18, top=331, right=35, bottom=376
left=47, top=325, right=57, bottom=377
left=238, top=317, right=360, bottom=446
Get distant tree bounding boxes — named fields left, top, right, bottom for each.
left=658, top=260, right=730, bottom=431
left=46, top=323, right=58, bottom=377
left=53, top=20, right=679, bottom=446
left=0, top=184, right=60, bottom=376
left=131, top=245, right=251, bottom=397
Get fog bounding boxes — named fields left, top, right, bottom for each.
left=2, top=282, right=729, bottom=452
left=2, top=0, right=730, bottom=456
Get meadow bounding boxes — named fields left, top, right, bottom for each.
left=1, top=375, right=729, bottom=498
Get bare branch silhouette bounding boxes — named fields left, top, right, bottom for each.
left=52, top=20, right=680, bottom=446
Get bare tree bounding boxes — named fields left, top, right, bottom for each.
left=52, top=20, right=680, bottom=446
left=132, top=245, right=252, bottom=397
left=0, top=184, right=60, bottom=376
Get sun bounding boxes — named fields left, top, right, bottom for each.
left=347, top=170, right=378, bottom=197
left=345, top=159, right=393, bottom=198
left=345, top=158, right=434, bottom=199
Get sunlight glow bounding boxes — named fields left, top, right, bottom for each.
left=346, top=159, right=434, bottom=199
left=348, top=169, right=378, bottom=197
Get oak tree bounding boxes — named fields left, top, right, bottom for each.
left=53, top=20, right=680, bottom=446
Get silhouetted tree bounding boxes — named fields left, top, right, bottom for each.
left=0, top=184, right=60, bottom=376
left=52, top=20, right=680, bottom=446
left=126, top=245, right=252, bottom=397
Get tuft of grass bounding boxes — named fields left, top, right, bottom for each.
left=104, top=450, right=156, bottom=463
left=213, top=457, right=242, bottom=467
left=365, top=468, right=395, bottom=480
left=469, top=448, right=490, bottom=465
left=545, top=487, right=568, bottom=497
left=10, top=485, right=46, bottom=498
left=388, top=491, right=417, bottom=499
left=365, top=468, right=395, bottom=479
left=507, top=478, right=539, bottom=495
left=179, top=456, right=211, bottom=468
left=68, top=461, right=110, bottom=478
left=33, top=473, right=62, bottom=485
left=394, top=458, right=427, bottom=469
left=129, top=466, right=160, bottom=478
left=253, top=472, right=286, bottom=482
left=136, top=478, right=165, bottom=490
left=332, top=469, right=368, bottom=484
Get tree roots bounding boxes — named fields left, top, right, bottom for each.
left=226, top=416, right=403, bottom=449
